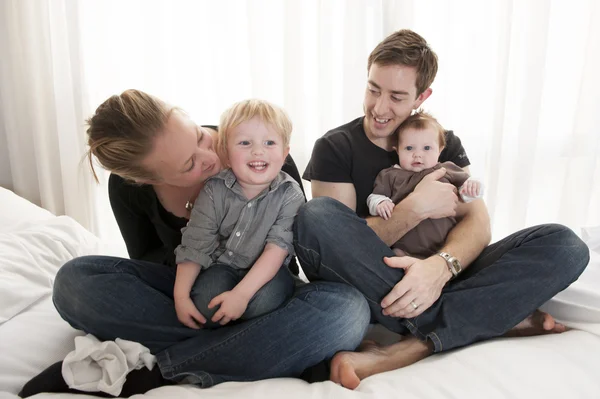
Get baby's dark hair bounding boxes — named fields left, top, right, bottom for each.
left=396, top=110, right=446, bottom=148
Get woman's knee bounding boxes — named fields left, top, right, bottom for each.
left=321, top=283, right=370, bottom=349
left=52, top=256, right=106, bottom=323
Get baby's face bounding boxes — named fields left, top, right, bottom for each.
left=396, top=127, right=441, bottom=172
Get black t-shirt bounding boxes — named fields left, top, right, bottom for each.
left=109, top=126, right=305, bottom=273
left=302, top=117, right=470, bottom=217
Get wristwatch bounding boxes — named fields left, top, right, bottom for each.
left=437, top=252, right=462, bottom=279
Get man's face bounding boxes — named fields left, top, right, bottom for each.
left=363, top=63, right=431, bottom=144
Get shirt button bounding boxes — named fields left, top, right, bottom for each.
left=228, top=251, right=233, bottom=256
left=247, top=203, right=252, bottom=208
left=236, top=232, right=241, bottom=237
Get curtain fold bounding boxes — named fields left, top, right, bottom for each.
left=1, top=0, right=598, bottom=248
left=0, top=0, right=96, bottom=233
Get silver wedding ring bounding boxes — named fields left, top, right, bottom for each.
left=410, top=300, right=419, bottom=310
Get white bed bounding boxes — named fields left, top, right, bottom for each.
left=1, top=186, right=600, bottom=399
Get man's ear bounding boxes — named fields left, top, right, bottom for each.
left=283, top=146, right=290, bottom=160
left=414, top=88, right=433, bottom=109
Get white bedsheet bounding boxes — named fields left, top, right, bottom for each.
left=1, top=186, right=600, bottom=399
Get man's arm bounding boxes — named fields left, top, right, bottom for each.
left=311, top=180, right=357, bottom=211
left=312, top=179, right=423, bottom=245
left=311, top=168, right=460, bottom=246
left=439, top=198, right=491, bottom=272
left=380, top=197, right=491, bottom=318
left=368, top=168, right=460, bottom=246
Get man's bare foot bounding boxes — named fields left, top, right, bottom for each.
left=504, top=310, right=568, bottom=337
left=330, top=337, right=432, bottom=390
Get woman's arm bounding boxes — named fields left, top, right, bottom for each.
left=108, top=174, right=169, bottom=262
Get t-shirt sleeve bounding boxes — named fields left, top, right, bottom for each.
left=440, top=131, right=470, bottom=168
left=108, top=174, right=168, bottom=262
left=302, top=134, right=353, bottom=183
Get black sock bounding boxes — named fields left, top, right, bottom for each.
left=19, top=360, right=172, bottom=398
left=299, top=360, right=330, bottom=383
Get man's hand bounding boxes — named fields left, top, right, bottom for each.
left=174, top=295, right=207, bottom=329
left=376, top=200, right=395, bottom=220
left=380, top=255, right=452, bottom=318
left=208, top=291, right=249, bottom=325
left=409, top=168, right=459, bottom=220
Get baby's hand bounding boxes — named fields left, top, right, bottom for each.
left=376, top=200, right=395, bottom=220
left=460, top=179, right=482, bottom=199
left=208, top=291, right=248, bottom=325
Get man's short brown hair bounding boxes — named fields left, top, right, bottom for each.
left=368, top=29, right=438, bottom=97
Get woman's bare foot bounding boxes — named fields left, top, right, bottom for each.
left=330, top=337, right=432, bottom=390
left=504, top=310, right=568, bottom=337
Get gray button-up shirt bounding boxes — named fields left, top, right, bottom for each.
left=175, top=169, right=305, bottom=270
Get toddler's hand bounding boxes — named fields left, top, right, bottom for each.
left=208, top=291, right=248, bottom=325
left=174, top=296, right=207, bottom=329
left=376, top=200, right=395, bottom=220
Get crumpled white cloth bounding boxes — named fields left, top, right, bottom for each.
left=62, top=334, right=157, bottom=396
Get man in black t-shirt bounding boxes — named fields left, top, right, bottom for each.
left=294, top=29, right=588, bottom=389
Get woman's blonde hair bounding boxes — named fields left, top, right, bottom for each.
left=396, top=110, right=446, bottom=149
left=216, top=99, right=292, bottom=162
left=85, top=89, right=175, bottom=183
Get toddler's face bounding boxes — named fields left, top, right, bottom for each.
left=396, top=127, right=441, bottom=172
left=226, top=117, right=289, bottom=189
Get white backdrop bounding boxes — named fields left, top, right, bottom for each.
left=1, top=0, right=599, bottom=253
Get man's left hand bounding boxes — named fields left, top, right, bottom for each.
left=380, top=255, right=452, bottom=318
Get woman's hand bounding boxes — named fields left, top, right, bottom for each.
left=380, top=255, right=452, bottom=318
left=174, top=295, right=207, bottom=329
left=208, top=291, right=249, bottom=325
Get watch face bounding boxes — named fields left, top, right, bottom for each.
left=451, top=259, right=461, bottom=272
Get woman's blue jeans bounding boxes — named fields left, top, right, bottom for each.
left=52, top=255, right=370, bottom=387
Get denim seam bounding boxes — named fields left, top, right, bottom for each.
left=161, top=295, right=301, bottom=373
left=403, top=319, right=442, bottom=352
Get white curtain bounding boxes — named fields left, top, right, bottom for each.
left=1, top=0, right=598, bottom=249
left=0, top=0, right=99, bottom=233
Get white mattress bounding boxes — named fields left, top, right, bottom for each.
left=1, top=186, right=600, bottom=399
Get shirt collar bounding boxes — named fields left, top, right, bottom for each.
left=213, top=168, right=294, bottom=193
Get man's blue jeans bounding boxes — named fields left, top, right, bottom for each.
left=52, top=256, right=370, bottom=387
left=293, top=197, right=589, bottom=352
left=191, top=263, right=295, bottom=328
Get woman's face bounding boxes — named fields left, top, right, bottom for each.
left=142, top=110, right=222, bottom=188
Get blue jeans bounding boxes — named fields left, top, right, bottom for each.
left=191, top=263, right=295, bottom=328
left=52, top=256, right=370, bottom=387
left=293, top=197, right=589, bottom=352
